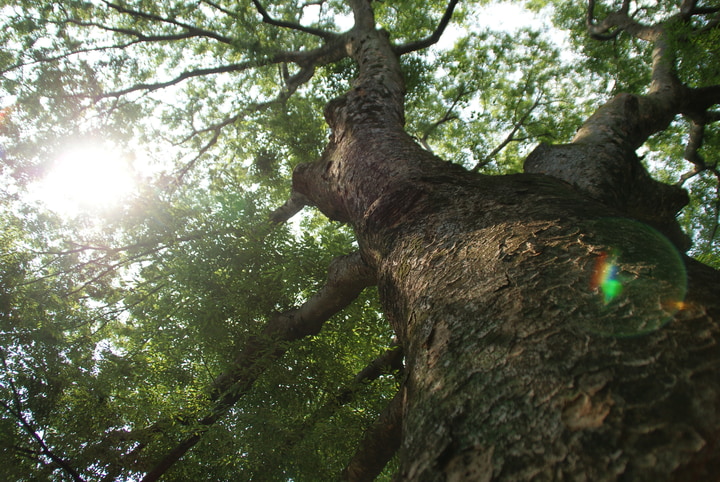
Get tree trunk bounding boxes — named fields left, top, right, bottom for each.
left=293, top=7, right=720, bottom=480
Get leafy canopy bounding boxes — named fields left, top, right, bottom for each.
left=0, top=0, right=718, bottom=480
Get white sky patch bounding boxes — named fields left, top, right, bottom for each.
left=436, top=2, right=571, bottom=57
left=475, top=2, right=547, bottom=32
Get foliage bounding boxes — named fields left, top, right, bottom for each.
left=0, top=0, right=718, bottom=480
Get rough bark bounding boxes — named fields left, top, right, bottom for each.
left=291, top=3, right=720, bottom=480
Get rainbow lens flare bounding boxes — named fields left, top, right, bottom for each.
left=578, top=218, right=687, bottom=337
left=590, top=251, right=623, bottom=304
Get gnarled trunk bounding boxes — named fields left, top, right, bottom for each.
left=292, top=8, right=720, bottom=480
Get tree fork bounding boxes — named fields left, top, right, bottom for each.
left=289, top=4, right=720, bottom=480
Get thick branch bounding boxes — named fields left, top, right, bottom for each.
left=684, top=119, right=706, bottom=167
left=394, top=0, right=460, bottom=55
left=683, top=84, right=720, bottom=117
left=586, top=0, right=631, bottom=40
left=341, top=389, right=403, bottom=481
left=681, top=0, right=720, bottom=18
left=140, top=252, right=376, bottom=482
left=269, top=190, right=309, bottom=225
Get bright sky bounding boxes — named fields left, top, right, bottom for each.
left=31, top=142, right=137, bottom=217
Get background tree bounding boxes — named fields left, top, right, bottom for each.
left=0, top=0, right=719, bottom=480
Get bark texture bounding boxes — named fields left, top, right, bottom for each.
left=291, top=3, right=720, bottom=479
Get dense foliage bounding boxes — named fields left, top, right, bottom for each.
left=0, top=0, right=718, bottom=480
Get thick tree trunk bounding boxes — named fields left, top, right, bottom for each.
left=293, top=10, right=720, bottom=480
left=371, top=175, right=720, bottom=480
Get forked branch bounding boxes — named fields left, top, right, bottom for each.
left=472, top=97, right=543, bottom=172
left=586, top=0, right=659, bottom=41
left=586, top=0, right=630, bottom=40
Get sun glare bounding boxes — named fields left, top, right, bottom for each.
left=35, top=143, right=136, bottom=216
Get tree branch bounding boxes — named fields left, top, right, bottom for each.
left=586, top=0, right=630, bottom=40
left=473, top=98, right=542, bottom=172
left=277, top=342, right=403, bottom=463
left=684, top=118, right=706, bottom=167
left=101, top=0, right=234, bottom=45
left=586, top=0, right=661, bottom=41
left=95, top=61, right=262, bottom=99
left=682, top=84, right=720, bottom=116
left=139, top=251, right=376, bottom=482
left=418, top=85, right=467, bottom=152
left=200, top=0, right=238, bottom=18
left=62, top=18, right=220, bottom=44
left=681, top=0, right=720, bottom=18
left=0, top=356, right=85, bottom=482
left=394, top=0, right=460, bottom=55
left=341, top=388, right=403, bottom=481
left=269, top=190, right=310, bottom=225
left=707, top=175, right=720, bottom=248
left=1, top=38, right=144, bottom=76
left=251, top=0, right=336, bottom=39
left=169, top=65, right=320, bottom=185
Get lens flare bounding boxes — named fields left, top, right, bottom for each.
left=578, top=218, right=687, bottom=337
left=590, top=251, right=627, bottom=304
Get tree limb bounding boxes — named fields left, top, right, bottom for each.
left=101, top=0, right=234, bottom=45
left=1, top=39, right=144, bottom=76
left=170, top=65, right=319, bottom=185
left=682, top=84, right=720, bottom=117
left=418, top=86, right=467, bottom=152
left=251, top=0, right=336, bottom=39
left=0, top=356, right=85, bottom=482
left=269, top=190, right=310, bottom=225
left=473, top=98, right=542, bottom=172
left=707, top=175, right=720, bottom=248
left=62, top=18, right=221, bottom=44
left=277, top=342, right=403, bottom=462
left=586, top=0, right=630, bottom=40
left=394, top=0, right=460, bottom=55
left=680, top=0, right=720, bottom=18
left=95, top=61, right=263, bottom=99
left=586, top=0, right=660, bottom=41
left=139, top=251, right=376, bottom=482
left=341, top=388, right=403, bottom=481
left=200, top=0, right=238, bottom=18
left=685, top=119, right=706, bottom=166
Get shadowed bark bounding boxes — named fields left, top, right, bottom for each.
left=290, top=0, right=720, bottom=479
